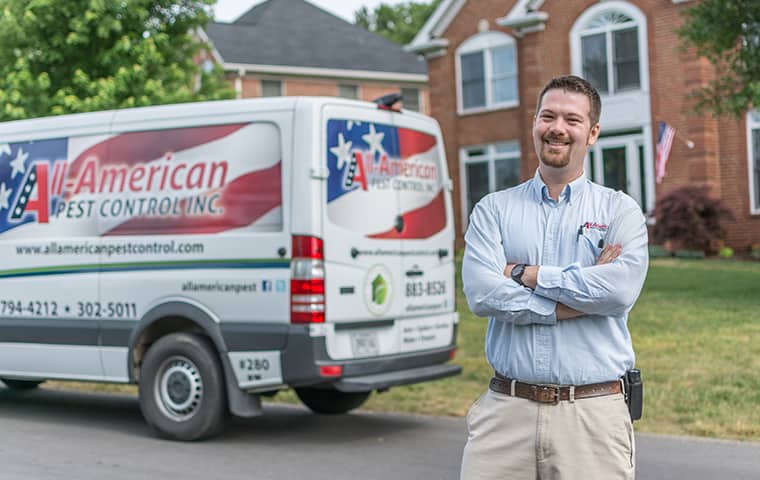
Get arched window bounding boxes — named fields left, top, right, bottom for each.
left=456, top=31, right=518, bottom=113
left=571, top=3, right=647, bottom=95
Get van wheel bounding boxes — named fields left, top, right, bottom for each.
left=295, top=387, right=370, bottom=414
left=1, top=379, right=43, bottom=390
left=138, top=333, right=226, bottom=441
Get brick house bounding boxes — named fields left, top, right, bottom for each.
left=407, top=0, right=759, bottom=250
left=202, top=0, right=429, bottom=114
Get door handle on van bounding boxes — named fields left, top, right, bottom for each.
left=394, top=215, right=404, bottom=233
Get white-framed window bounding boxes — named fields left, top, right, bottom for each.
left=456, top=31, right=518, bottom=114
left=401, top=87, right=420, bottom=111
left=571, top=2, right=647, bottom=96
left=261, top=79, right=282, bottom=97
left=460, top=142, right=521, bottom=230
left=338, top=84, right=359, bottom=99
left=747, top=111, right=760, bottom=214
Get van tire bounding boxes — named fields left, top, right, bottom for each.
left=138, top=333, right=226, bottom=441
left=1, top=379, right=43, bottom=390
left=295, top=387, right=370, bottom=414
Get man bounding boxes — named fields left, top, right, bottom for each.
left=460, top=75, right=648, bottom=480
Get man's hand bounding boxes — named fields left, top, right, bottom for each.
left=596, top=243, right=622, bottom=265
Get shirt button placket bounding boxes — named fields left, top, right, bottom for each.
left=536, top=203, right=557, bottom=380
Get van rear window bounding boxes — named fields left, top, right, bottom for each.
left=325, top=119, right=446, bottom=239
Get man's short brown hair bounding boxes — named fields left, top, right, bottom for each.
left=536, top=75, right=602, bottom=126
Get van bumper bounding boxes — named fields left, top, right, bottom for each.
left=280, top=324, right=460, bottom=392
left=333, top=363, right=461, bottom=392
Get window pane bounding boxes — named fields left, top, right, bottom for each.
left=494, top=142, right=520, bottom=155
left=465, top=161, right=489, bottom=215
left=494, top=157, right=520, bottom=191
left=753, top=128, right=760, bottom=210
left=602, top=146, right=628, bottom=193
left=582, top=33, right=609, bottom=94
left=461, top=51, right=485, bottom=109
left=261, top=80, right=282, bottom=97
left=401, top=87, right=420, bottom=111
left=338, top=84, right=358, bottom=99
left=614, top=28, right=640, bottom=91
left=491, top=46, right=516, bottom=75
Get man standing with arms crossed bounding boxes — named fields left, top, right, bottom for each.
left=460, top=75, right=648, bottom=479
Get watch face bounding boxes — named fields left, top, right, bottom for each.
left=512, top=264, right=525, bottom=284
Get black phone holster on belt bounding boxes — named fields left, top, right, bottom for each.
left=622, top=369, right=643, bottom=421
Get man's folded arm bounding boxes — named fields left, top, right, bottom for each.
left=534, top=205, right=649, bottom=316
left=462, top=198, right=558, bottom=325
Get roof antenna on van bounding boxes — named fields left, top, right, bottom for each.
left=374, top=92, right=403, bottom=112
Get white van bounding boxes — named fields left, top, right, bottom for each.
left=0, top=97, right=460, bottom=440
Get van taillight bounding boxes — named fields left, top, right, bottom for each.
left=291, top=236, right=325, bottom=323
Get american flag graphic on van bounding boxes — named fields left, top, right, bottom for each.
left=326, top=119, right=446, bottom=240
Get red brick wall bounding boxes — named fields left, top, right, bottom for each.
left=429, top=0, right=760, bottom=249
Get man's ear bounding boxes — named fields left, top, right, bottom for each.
left=587, top=122, right=601, bottom=146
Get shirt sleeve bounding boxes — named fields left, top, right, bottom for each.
left=534, top=198, right=649, bottom=316
left=462, top=195, right=558, bottom=325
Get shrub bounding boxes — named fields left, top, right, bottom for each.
left=718, top=246, right=734, bottom=259
left=752, top=244, right=760, bottom=261
left=652, top=186, right=734, bottom=254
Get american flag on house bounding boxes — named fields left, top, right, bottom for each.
left=655, top=121, right=675, bottom=184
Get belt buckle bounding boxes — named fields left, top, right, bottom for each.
left=533, top=384, right=560, bottom=405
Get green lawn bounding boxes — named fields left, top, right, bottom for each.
left=362, top=257, right=760, bottom=442
left=46, top=258, right=760, bottom=441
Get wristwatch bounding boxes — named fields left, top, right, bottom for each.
left=511, top=263, right=527, bottom=287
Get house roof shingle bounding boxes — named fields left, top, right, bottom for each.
left=206, top=0, right=426, bottom=75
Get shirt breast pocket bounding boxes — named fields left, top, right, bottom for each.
left=576, top=229, right=606, bottom=266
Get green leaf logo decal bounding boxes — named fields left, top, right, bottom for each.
left=371, top=274, right=387, bottom=305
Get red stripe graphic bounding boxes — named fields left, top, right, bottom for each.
left=397, top=128, right=436, bottom=159
left=368, top=189, right=446, bottom=239
left=103, top=162, right=282, bottom=236
left=67, top=124, right=247, bottom=179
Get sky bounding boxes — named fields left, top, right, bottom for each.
left=213, top=0, right=408, bottom=23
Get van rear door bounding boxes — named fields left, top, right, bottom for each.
left=321, top=104, right=404, bottom=358
left=389, top=113, right=454, bottom=314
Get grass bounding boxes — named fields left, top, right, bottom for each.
left=45, top=257, right=760, bottom=441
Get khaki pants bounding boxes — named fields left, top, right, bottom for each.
left=460, top=388, right=635, bottom=480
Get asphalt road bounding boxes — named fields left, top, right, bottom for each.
left=1, top=386, right=759, bottom=479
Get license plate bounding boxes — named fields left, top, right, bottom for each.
left=350, top=331, right=379, bottom=357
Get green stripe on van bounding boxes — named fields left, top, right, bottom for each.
left=0, top=258, right=290, bottom=279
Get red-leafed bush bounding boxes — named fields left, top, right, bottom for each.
left=652, top=186, right=734, bottom=254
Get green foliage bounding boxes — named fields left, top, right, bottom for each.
left=0, top=0, right=233, bottom=121
left=355, top=0, right=441, bottom=45
left=719, top=246, right=735, bottom=258
left=678, top=0, right=760, bottom=117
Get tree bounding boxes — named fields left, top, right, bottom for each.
left=355, top=0, right=441, bottom=46
left=678, top=0, right=760, bottom=117
left=0, top=0, right=234, bottom=121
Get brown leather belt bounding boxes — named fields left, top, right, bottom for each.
left=490, top=373, right=622, bottom=404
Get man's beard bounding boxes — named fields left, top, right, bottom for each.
left=538, top=135, right=572, bottom=168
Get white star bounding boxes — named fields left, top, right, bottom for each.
left=362, top=124, right=386, bottom=157
left=0, top=182, right=11, bottom=211
left=330, top=133, right=353, bottom=170
left=0, top=144, right=10, bottom=157
left=10, top=148, right=28, bottom=179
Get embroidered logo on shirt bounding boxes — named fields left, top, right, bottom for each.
left=583, top=222, right=609, bottom=232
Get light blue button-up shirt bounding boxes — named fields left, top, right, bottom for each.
left=462, top=170, right=649, bottom=385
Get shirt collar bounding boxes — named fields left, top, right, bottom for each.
left=531, top=168, right=589, bottom=205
